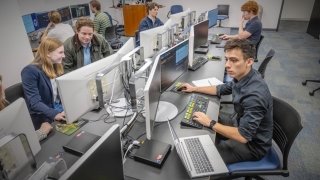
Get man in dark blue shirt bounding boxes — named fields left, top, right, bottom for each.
left=220, top=0, right=262, bottom=45
left=179, top=39, right=273, bottom=164
left=137, top=2, right=163, bottom=46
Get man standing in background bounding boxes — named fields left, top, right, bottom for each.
left=90, top=0, right=111, bottom=39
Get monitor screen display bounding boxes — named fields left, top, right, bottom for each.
left=36, top=12, right=50, bottom=29
left=58, top=6, right=72, bottom=22
left=59, top=125, right=124, bottom=180
left=208, top=8, right=218, bottom=28
left=22, top=14, right=36, bottom=33
left=193, top=20, right=209, bottom=49
left=70, top=3, right=91, bottom=18
left=161, top=39, right=189, bottom=92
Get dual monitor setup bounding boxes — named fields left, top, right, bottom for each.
left=21, top=3, right=90, bottom=37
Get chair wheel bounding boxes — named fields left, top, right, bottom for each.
left=309, top=91, right=314, bottom=96
left=302, top=81, right=307, bottom=86
left=254, top=58, right=258, bottom=62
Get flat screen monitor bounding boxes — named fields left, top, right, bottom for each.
left=57, top=39, right=135, bottom=123
left=167, top=9, right=191, bottom=28
left=36, top=11, right=50, bottom=29
left=144, top=39, right=189, bottom=140
left=160, top=39, right=189, bottom=92
left=139, top=25, right=166, bottom=58
left=70, top=3, right=91, bottom=18
left=0, top=98, right=41, bottom=156
left=218, top=5, right=229, bottom=16
left=207, top=8, right=218, bottom=28
left=58, top=6, right=72, bottom=22
left=193, top=19, right=209, bottom=49
left=22, top=13, right=37, bottom=33
left=59, top=124, right=124, bottom=180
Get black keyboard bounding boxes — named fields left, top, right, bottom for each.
left=184, top=138, right=214, bottom=174
left=181, top=94, right=209, bottom=129
left=188, top=56, right=208, bottom=71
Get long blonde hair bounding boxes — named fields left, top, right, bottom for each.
left=33, top=38, right=64, bottom=79
left=0, top=75, right=8, bottom=110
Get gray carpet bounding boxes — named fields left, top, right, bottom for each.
left=252, top=20, right=320, bottom=179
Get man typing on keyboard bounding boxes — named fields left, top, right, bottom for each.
left=178, top=39, right=273, bottom=164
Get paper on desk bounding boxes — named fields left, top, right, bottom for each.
left=192, top=77, right=223, bottom=87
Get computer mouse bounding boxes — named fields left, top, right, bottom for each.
left=177, top=86, right=186, bottom=91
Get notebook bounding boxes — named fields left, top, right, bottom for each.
left=167, top=120, right=228, bottom=178
left=63, top=130, right=100, bottom=156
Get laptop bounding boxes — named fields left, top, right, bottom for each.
left=167, top=120, right=228, bottom=178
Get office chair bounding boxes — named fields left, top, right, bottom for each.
left=254, top=35, right=264, bottom=62
left=167, top=5, right=183, bottom=18
left=104, top=12, right=124, bottom=50
left=217, top=5, right=229, bottom=27
left=4, top=82, right=24, bottom=103
left=258, top=49, right=275, bottom=79
left=302, top=59, right=320, bottom=96
left=227, top=96, right=303, bottom=180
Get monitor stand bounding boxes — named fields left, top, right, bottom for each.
left=106, top=98, right=134, bottom=117
left=154, top=101, right=178, bottom=122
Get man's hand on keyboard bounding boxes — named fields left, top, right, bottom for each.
left=192, top=112, right=211, bottom=127
left=179, top=83, right=196, bottom=93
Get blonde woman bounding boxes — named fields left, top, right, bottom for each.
left=21, top=38, right=66, bottom=130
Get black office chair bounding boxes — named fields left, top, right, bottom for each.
left=254, top=35, right=264, bottom=62
left=104, top=12, right=124, bottom=50
left=167, top=5, right=183, bottom=18
left=217, top=5, right=229, bottom=27
left=258, top=49, right=275, bottom=79
left=4, top=82, right=24, bottom=103
left=302, top=59, right=320, bottom=96
left=227, top=96, right=303, bottom=179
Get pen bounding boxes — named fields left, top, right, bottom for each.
left=208, top=80, right=213, bottom=86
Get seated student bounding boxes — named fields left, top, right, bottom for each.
left=137, top=2, right=163, bottom=45
left=220, top=0, right=262, bottom=45
left=21, top=38, right=66, bottom=131
left=0, top=75, right=53, bottom=141
left=90, top=0, right=111, bottom=39
left=63, top=17, right=112, bottom=73
left=41, top=10, right=75, bottom=43
left=179, top=39, right=273, bottom=164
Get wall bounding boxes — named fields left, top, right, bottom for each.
left=0, top=0, right=34, bottom=87
left=281, top=0, right=315, bottom=21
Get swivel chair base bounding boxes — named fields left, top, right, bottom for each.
left=302, top=80, right=320, bottom=96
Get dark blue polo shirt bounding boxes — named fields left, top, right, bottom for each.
left=244, top=16, right=262, bottom=45
left=136, top=16, right=163, bottom=46
left=217, top=69, right=273, bottom=156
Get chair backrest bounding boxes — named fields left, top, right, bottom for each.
left=258, top=49, right=275, bottom=79
left=105, top=26, right=117, bottom=42
left=218, top=5, right=229, bottom=16
left=255, top=35, right=264, bottom=60
left=4, top=82, right=24, bottom=103
left=167, top=5, right=183, bottom=18
left=170, top=5, right=183, bottom=14
left=272, top=96, right=302, bottom=170
left=104, top=11, right=114, bottom=26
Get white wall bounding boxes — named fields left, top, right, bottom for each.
left=0, top=0, right=34, bottom=87
left=281, top=0, right=315, bottom=21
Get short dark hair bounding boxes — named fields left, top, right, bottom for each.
left=146, top=2, right=159, bottom=14
left=90, top=0, right=101, bottom=11
left=224, top=39, right=256, bottom=60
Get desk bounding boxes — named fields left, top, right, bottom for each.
left=34, top=27, right=231, bottom=179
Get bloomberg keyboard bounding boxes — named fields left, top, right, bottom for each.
left=188, top=56, right=208, bottom=71
left=181, top=94, right=209, bottom=129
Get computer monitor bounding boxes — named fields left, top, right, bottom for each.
left=167, top=9, right=191, bottom=29
left=207, top=8, right=218, bottom=28
left=57, top=54, right=122, bottom=124
left=217, top=5, right=229, bottom=16
left=0, top=98, right=41, bottom=156
left=59, top=124, right=124, bottom=180
left=36, top=11, right=50, bottom=29
left=57, top=39, right=135, bottom=123
left=58, top=6, right=72, bottom=22
left=70, top=3, right=91, bottom=18
left=193, top=19, right=209, bottom=49
left=139, top=25, right=166, bottom=58
left=144, top=39, right=189, bottom=140
left=22, top=13, right=37, bottom=34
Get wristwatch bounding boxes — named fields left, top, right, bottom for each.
left=209, top=120, right=216, bottom=129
